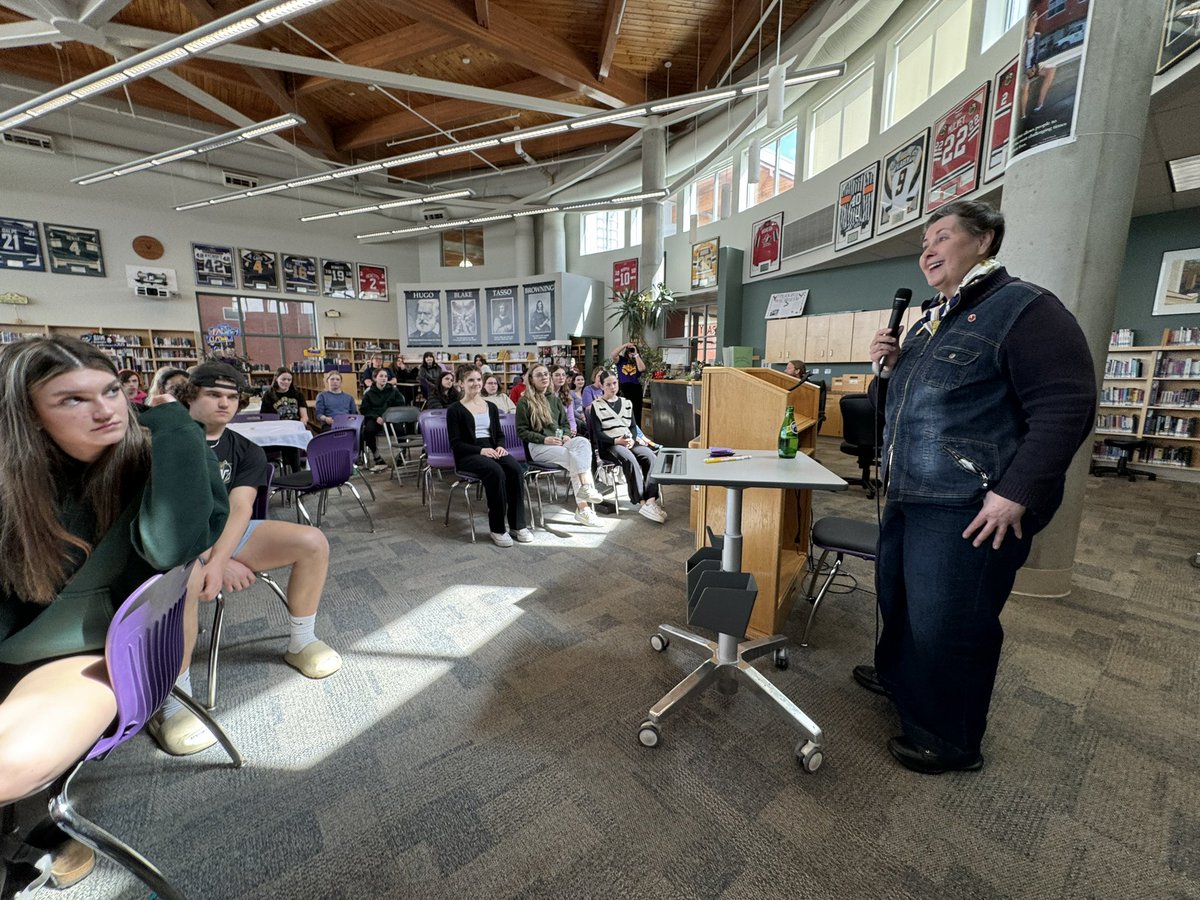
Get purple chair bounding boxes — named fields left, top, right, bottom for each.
left=799, top=516, right=879, bottom=647
left=418, top=409, right=454, bottom=513
left=330, top=412, right=376, bottom=501
left=498, top=412, right=558, bottom=529
left=272, top=429, right=374, bottom=531
left=9, top=563, right=243, bottom=900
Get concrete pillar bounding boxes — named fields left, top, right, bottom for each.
left=540, top=212, right=566, bottom=275
left=512, top=216, right=535, bottom=277
left=1002, top=0, right=1161, bottom=597
left=639, top=118, right=667, bottom=344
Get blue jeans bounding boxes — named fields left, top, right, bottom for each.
left=874, top=500, right=1043, bottom=762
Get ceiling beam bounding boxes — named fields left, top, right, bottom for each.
left=474, top=0, right=489, bottom=29
left=77, top=0, right=132, bottom=26
left=0, top=19, right=62, bottom=48
left=597, top=0, right=625, bottom=81
left=401, top=0, right=644, bottom=108
left=697, top=0, right=765, bottom=91
left=292, top=22, right=461, bottom=97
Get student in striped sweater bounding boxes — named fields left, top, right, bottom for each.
left=587, top=370, right=666, bottom=523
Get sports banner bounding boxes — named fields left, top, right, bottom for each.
left=834, top=161, right=879, bottom=252
left=44, top=224, right=104, bottom=276
left=612, top=257, right=638, bottom=294
left=0, top=217, right=43, bottom=270
left=357, top=263, right=388, bottom=301
left=878, top=130, right=928, bottom=235
left=192, top=243, right=234, bottom=287
left=282, top=254, right=318, bottom=294
left=321, top=258, right=355, bottom=299
left=984, top=58, right=1019, bottom=183
left=749, top=213, right=783, bottom=277
left=926, top=83, right=989, bottom=214
left=239, top=248, right=278, bottom=291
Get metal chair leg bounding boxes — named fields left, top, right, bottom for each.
left=354, top=466, right=376, bottom=501
left=346, top=481, right=375, bottom=532
left=168, top=687, right=244, bottom=768
left=800, top=554, right=843, bottom=648
left=207, top=594, right=226, bottom=710
left=463, top=483, right=477, bottom=543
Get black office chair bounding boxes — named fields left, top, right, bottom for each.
left=809, top=378, right=828, bottom=434
left=1090, top=437, right=1155, bottom=482
left=839, top=393, right=882, bottom=499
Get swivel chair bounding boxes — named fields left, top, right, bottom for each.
left=838, top=393, right=882, bottom=498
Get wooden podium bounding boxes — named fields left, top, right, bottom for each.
left=691, top=367, right=820, bottom=638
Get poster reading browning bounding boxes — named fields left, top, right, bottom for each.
left=834, top=161, right=879, bottom=252
left=984, top=58, right=1019, bottom=183
left=925, top=83, right=989, bottom=214
left=749, top=213, right=783, bottom=277
left=447, top=287, right=480, bottom=346
left=1011, top=0, right=1091, bottom=160
left=878, top=131, right=928, bottom=236
left=524, top=281, right=555, bottom=342
left=357, top=263, right=388, bottom=301
left=192, top=243, right=234, bottom=287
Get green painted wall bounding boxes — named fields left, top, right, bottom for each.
left=1115, top=207, right=1200, bottom=345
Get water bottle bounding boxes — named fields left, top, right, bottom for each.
left=778, top=405, right=798, bottom=459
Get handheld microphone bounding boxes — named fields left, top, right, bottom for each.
left=878, top=289, right=913, bottom=369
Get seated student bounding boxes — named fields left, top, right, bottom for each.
left=517, top=363, right=605, bottom=526
left=508, top=372, right=527, bottom=405
left=315, top=370, right=357, bottom=429
left=156, top=361, right=341, bottom=756
left=447, top=365, right=532, bottom=548
left=147, top=365, right=189, bottom=402
left=393, top=355, right=419, bottom=382
left=588, top=369, right=666, bottom=523
left=473, top=353, right=493, bottom=376
left=118, top=368, right=147, bottom=405
left=551, top=365, right=586, bottom=436
left=0, top=336, right=229, bottom=887
left=482, top=373, right=516, bottom=414
left=569, top=370, right=588, bottom=412
left=417, top=352, right=444, bottom=396
left=359, top=368, right=408, bottom=468
left=785, top=359, right=827, bottom=432
left=359, top=354, right=390, bottom=392
left=260, top=367, right=310, bottom=472
left=423, top=369, right=460, bottom=410
left=582, top=366, right=606, bottom=408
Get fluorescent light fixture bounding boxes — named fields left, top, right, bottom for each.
left=468, top=214, right=512, bottom=223
left=500, top=123, right=569, bottom=143
left=569, top=107, right=644, bottom=128
left=76, top=173, right=118, bottom=186
left=184, top=17, right=259, bottom=53
left=255, top=0, right=330, bottom=23
left=122, top=48, right=187, bottom=78
left=613, top=190, right=668, bottom=203
left=28, top=95, right=75, bottom=116
left=512, top=207, right=560, bottom=217
left=436, top=138, right=501, bottom=156
left=338, top=161, right=386, bottom=178
left=357, top=229, right=395, bottom=239
left=0, top=113, right=32, bottom=130
left=1168, top=153, right=1200, bottom=192
left=299, top=188, right=472, bottom=222
left=239, top=115, right=302, bottom=139
left=404, top=151, right=439, bottom=163
left=785, top=64, right=846, bottom=85
left=207, top=192, right=248, bottom=205
left=246, top=183, right=290, bottom=196
left=175, top=199, right=212, bottom=211
left=338, top=206, right=377, bottom=215
left=151, top=148, right=198, bottom=165
left=114, top=161, right=154, bottom=176
left=287, top=173, right=337, bottom=187
left=650, top=89, right=737, bottom=113
left=71, top=73, right=129, bottom=99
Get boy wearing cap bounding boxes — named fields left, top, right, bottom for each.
left=150, top=361, right=342, bottom=756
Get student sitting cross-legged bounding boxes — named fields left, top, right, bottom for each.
left=150, top=361, right=341, bottom=756
left=447, top=365, right=533, bottom=547
left=588, top=369, right=667, bottom=523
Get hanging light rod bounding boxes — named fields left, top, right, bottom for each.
left=173, top=61, right=846, bottom=213
left=72, top=114, right=307, bottom=186
left=355, top=189, right=669, bottom=241
left=298, top=188, right=473, bottom=222
left=0, top=0, right=334, bottom=133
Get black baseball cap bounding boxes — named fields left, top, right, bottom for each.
left=189, top=361, right=247, bottom=391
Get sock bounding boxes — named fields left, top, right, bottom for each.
left=287, top=612, right=317, bottom=655
left=160, top=670, right=192, bottom=720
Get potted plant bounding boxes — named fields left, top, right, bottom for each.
left=607, top=283, right=676, bottom=384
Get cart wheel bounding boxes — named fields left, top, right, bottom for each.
left=638, top=721, right=661, bottom=748
left=650, top=633, right=669, bottom=652
left=796, top=740, right=824, bottom=773
left=773, top=648, right=789, bottom=670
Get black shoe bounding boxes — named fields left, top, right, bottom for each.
left=852, top=664, right=888, bottom=696
left=887, top=736, right=984, bottom=775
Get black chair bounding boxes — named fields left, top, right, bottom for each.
left=800, top=516, right=879, bottom=647
left=1090, top=437, right=1155, bottom=482
left=807, top=378, right=828, bottom=434
left=839, top=393, right=882, bottom=498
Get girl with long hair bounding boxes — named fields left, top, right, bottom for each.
left=516, top=363, right=605, bottom=526
left=551, top=365, right=585, bottom=436
left=146, top=365, right=188, bottom=402
left=260, top=366, right=309, bottom=471
left=481, top=372, right=516, bottom=414
left=424, top=369, right=461, bottom=410
left=0, top=336, right=229, bottom=884
left=588, top=370, right=666, bottom=523
left=417, top=352, right=444, bottom=396
left=582, top=365, right=606, bottom=408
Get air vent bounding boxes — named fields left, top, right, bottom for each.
left=783, top=204, right=835, bottom=259
left=2, top=128, right=54, bottom=153
left=222, top=170, right=259, bottom=189
left=422, top=207, right=447, bottom=221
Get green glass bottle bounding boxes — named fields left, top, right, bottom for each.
left=778, top=405, right=799, bottom=459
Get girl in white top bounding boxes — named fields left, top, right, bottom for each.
left=588, top=370, right=666, bottom=523
left=481, top=373, right=516, bottom=414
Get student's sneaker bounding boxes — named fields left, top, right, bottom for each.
left=648, top=497, right=668, bottom=520
left=638, top=501, right=667, bottom=523
left=511, top=528, right=534, bottom=543
left=147, top=708, right=217, bottom=756
left=491, top=531, right=514, bottom=547
left=283, top=640, right=343, bottom=678
left=574, top=506, right=599, bottom=526
left=576, top=483, right=606, bottom=503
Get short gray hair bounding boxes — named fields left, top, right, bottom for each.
left=925, top=200, right=1005, bottom=257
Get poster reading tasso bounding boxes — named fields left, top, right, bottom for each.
left=834, top=162, right=878, bottom=252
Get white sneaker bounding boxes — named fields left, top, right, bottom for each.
left=511, top=527, right=534, bottom=543
left=639, top=501, right=667, bottom=523
left=490, top=531, right=514, bottom=547
left=574, top=506, right=599, bottom=526
left=577, top=483, right=606, bottom=503
left=648, top=497, right=668, bottom=520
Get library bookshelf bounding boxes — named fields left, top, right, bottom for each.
left=0, top=325, right=201, bottom=375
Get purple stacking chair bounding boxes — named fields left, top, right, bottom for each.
left=799, top=515, right=880, bottom=647
left=3, top=563, right=243, bottom=900
left=498, top=412, right=559, bottom=529
left=272, top=428, right=374, bottom=531
left=330, top=412, right=376, bottom=501
left=418, top=409, right=454, bottom=513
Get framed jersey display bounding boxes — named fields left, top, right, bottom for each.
left=926, top=83, right=988, bottom=214
left=749, top=213, right=783, bottom=277
left=43, top=223, right=104, bottom=276
left=834, top=161, right=879, bottom=253
left=192, top=243, right=235, bottom=287
left=877, top=130, right=928, bottom=235
left=321, top=258, right=355, bottom=299
left=0, top=217, right=44, bottom=270
left=238, top=248, right=278, bottom=291
left=282, top=254, right=319, bottom=294
left=357, top=263, right=388, bottom=301
left=983, top=58, right=1018, bottom=184
left=691, top=238, right=719, bottom=290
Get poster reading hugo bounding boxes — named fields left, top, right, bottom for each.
left=834, top=161, right=878, bottom=252
left=877, top=131, right=928, bottom=236
left=925, top=83, right=989, bottom=214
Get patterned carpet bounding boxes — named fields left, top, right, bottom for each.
left=22, top=439, right=1200, bottom=899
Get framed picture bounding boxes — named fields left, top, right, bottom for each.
left=691, top=238, right=719, bottom=290
left=764, top=289, right=808, bottom=320
left=44, top=224, right=104, bottom=276
left=1159, top=0, right=1200, bottom=73
left=926, top=83, right=989, bottom=214
left=613, top=257, right=638, bottom=293
left=192, top=243, right=234, bottom=287
left=0, top=217, right=44, bottom=270
left=357, top=263, right=388, bottom=301
left=1153, top=248, right=1200, bottom=316
left=834, top=161, right=879, bottom=252
left=321, top=258, right=355, bottom=298
left=125, top=265, right=178, bottom=292
left=447, top=288, right=480, bottom=346
left=983, top=58, right=1019, bottom=183
left=282, top=254, right=319, bottom=294
left=749, top=213, right=783, bottom=277
left=878, top=130, right=928, bottom=235
left=524, top=281, right=555, bottom=342
left=404, top=289, right=442, bottom=345
left=238, top=248, right=278, bottom=291
left=486, top=286, right=518, bottom=345
left=1011, top=0, right=1091, bottom=160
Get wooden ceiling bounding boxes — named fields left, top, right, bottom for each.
left=0, top=0, right=820, bottom=185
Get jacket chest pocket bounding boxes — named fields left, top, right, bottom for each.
left=921, top=345, right=982, bottom=390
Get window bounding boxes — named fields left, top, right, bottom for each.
left=741, top=125, right=798, bottom=210
left=682, top=164, right=733, bottom=227
left=197, top=294, right=317, bottom=373
left=580, top=210, right=625, bottom=255
left=441, top=227, right=484, bottom=267
left=663, top=300, right=719, bottom=365
left=807, top=66, right=874, bottom=178
left=884, top=0, right=971, bottom=130
left=982, top=0, right=1023, bottom=49
left=663, top=195, right=678, bottom=237
left=1047, top=0, right=1065, bottom=15
left=630, top=207, right=641, bottom=246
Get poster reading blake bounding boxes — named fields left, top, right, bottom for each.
left=404, top=289, right=442, bottom=346
left=925, top=83, right=988, bottom=214
left=878, top=131, right=928, bottom=235
left=192, top=243, right=234, bottom=287
left=524, top=281, right=555, bottom=342
left=834, top=161, right=879, bottom=252
left=486, top=285, right=518, bottom=345
left=1011, top=0, right=1091, bottom=160
left=447, top=287, right=480, bottom=346
left=984, top=58, right=1019, bottom=183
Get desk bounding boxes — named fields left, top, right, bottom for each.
left=645, top=448, right=846, bottom=772
left=227, top=420, right=311, bottom=450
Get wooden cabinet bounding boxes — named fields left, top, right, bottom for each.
left=804, top=315, right=830, bottom=362
left=764, top=319, right=787, bottom=363
left=826, top=313, right=854, bottom=362
left=851, top=310, right=887, bottom=362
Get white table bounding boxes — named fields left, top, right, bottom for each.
left=227, top=420, right=311, bottom=450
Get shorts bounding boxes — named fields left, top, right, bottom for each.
left=233, top=520, right=262, bottom=558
